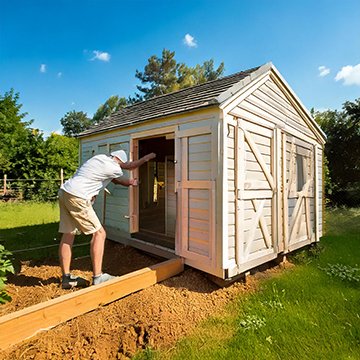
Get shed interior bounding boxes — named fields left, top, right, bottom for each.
left=131, top=136, right=176, bottom=249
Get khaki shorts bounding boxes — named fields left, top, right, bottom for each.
left=58, top=189, right=102, bottom=235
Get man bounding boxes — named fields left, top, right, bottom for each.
left=58, top=149, right=156, bottom=289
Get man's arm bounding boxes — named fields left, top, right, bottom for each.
left=111, top=178, right=138, bottom=187
left=120, top=152, right=156, bottom=170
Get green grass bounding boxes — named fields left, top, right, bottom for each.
left=0, top=201, right=60, bottom=228
left=135, top=208, right=360, bottom=360
left=0, top=201, right=90, bottom=261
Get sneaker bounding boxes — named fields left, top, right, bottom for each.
left=92, top=273, right=116, bottom=285
left=62, top=274, right=89, bottom=289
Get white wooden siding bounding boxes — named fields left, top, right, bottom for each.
left=188, top=134, right=212, bottom=180
left=231, top=78, right=317, bottom=141
left=92, top=144, right=109, bottom=222
left=81, top=144, right=93, bottom=163
left=187, top=189, right=210, bottom=256
left=83, top=140, right=131, bottom=232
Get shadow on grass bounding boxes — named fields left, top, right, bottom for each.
left=0, top=222, right=92, bottom=283
left=0, top=222, right=91, bottom=261
left=325, top=207, right=360, bottom=235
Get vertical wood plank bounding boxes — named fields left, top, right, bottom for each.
left=129, top=138, right=139, bottom=233
left=181, top=137, right=189, bottom=254
left=282, top=133, right=289, bottom=251
left=272, top=128, right=281, bottom=253
left=235, top=119, right=245, bottom=265
left=313, top=145, right=319, bottom=241
left=305, top=197, right=312, bottom=240
left=221, top=119, right=229, bottom=268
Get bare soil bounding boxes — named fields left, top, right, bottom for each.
left=0, top=240, right=285, bottom=360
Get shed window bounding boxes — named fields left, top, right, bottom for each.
left=296, top=154, right=305, bottom=191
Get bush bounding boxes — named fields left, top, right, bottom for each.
left=0, top=244, right=15, bottom=303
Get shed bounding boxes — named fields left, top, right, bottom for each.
left=79, top=62, right=326, bottom=280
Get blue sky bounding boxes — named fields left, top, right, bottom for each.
left=1, top=0, right=359, bottom=136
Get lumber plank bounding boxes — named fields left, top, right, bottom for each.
left=0, top=258, right=184, bottom=351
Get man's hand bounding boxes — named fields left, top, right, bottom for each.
left=144, top=152, right=156, bottom=162
left=129, top=178, right=138, bottom=186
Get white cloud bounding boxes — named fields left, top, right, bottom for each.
left=318, top=65, right=330, bottom=77
left=335, top=64, right=360, bottom=85
left=40, top=64, right=47, bottom=73
left=183, top=33, right=197, bottom=48
left=91, top=50, right=111, bottom=62
left=57, top=72, right=62, bottom=78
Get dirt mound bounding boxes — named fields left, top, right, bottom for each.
left=0, top=241, right=278, bottom=359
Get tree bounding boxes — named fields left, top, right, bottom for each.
left=44, top=133, right=79, bottom=177
left=0, top=90, right=46, bottom=180
left=0, top=89, right=30, bottom=176
left=0, top=90, right=48, bottom=198
left=135, top=49, right=225, bottom=100
left=33, top=133, right=79, bottom=201
left=193, top=59, right=225, bottom=83
left=135, top=49, right=179, bottom=99
left=92, top=95, right=127, bottom=124
left=314, top=98, right=360, bottom=206
left=0, top=89, right=81, bottom=200
left=60, top=110, right=93, bottom=137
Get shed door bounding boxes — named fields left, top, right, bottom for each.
left=175, top=126, right=216, bottom=272
left=283, top=135, right=315, bottom=251
left=236, top=121, right=279, bottom=265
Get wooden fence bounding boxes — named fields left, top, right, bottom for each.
left=1, top=170, right=64, bottom=198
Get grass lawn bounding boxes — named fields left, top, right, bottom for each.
left=0, top=201, right=90, bottom=260
left=136, top=208, right=360, bottom=360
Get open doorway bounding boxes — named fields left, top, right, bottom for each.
left=131, top=136, right=176, bottom=249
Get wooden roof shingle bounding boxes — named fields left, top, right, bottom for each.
left=79, top=65, right=264, bottom=137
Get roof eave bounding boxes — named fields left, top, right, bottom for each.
left=269, top=65, right=327, bottom=143
left=216, top=62, right=273, bottom=105
left=78, top=102, right=219, bottom=138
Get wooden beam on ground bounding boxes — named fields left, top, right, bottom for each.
left=0, top=258, right=184, bottom=351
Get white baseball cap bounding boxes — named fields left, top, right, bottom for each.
left=111, top=150, right=128, bottom=163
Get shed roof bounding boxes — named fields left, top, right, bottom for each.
left=79, top=64, right=263, bottom=137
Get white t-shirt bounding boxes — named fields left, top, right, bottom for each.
left=62, top=154, right=123, bottom=200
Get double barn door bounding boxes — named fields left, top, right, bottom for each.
left=235, top=120, right=315, bottom=266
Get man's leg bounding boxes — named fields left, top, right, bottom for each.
left=90, top=226, right=107, bottom=276
left=59, top=232, right=75, bottom=275
left=59, top=232, right=89, bottom=289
